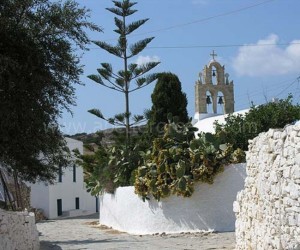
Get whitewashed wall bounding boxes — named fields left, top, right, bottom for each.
left=100, top=163, right=246, bottom=235
left=0, top=209, right=39, bottom=250
left=30, top=137, right=97, bottom=219
left=234, top=124, right=300, bottom=250
left=30, top=181, right=50, bottom=217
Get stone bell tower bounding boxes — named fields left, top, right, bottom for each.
left=194, top=51, right=234, bottom=121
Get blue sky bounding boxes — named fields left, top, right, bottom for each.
left=60, top=0, right=300, bottom=135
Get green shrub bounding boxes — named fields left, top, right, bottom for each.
left=75, top=132, right=148, bottom=195
left=214, top=95, right=300, bottom=150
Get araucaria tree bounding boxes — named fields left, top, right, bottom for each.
left=0, top=0, right=100, bottom=186
left=88, top=0, right=160, bottom=144
left=148, top=72, right=189, bottom=131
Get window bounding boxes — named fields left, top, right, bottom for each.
left=75, top=197, right=79, bottom=209
left=73, top=165, right=76, bottom=182
left=57, top=199, right=62, bottom=216
left=58, top=166, right=62, bottom=182
left=96, top=197, right=99, bottom=213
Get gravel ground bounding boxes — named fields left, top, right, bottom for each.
left=37, top=213, right=235, bottom=250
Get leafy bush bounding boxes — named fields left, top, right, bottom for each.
left=74, top=146, right=115, bottom=195
left=214, top=95, right=300, bottom=150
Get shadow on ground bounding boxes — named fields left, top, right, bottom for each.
left=40, top=238, right=128, bottom=250
left=38, top=212, right=100, bottom=222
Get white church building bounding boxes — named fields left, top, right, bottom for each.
left=29, top=137, right=98, bottom=219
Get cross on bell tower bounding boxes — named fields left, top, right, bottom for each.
left=210, top=50, right=217, bottom=60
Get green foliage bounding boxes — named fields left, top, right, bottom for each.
left=148, top=72, right=189, bottom=134
left=75, top=146, right=114, bottom=195
left=134, top=120, right=241, bottom=201
left=79, top=117, right=245, bottom=198
left=76, top=130, right=149, bottom=195
left=88, top=0, right=160, bottom=143
left=214, top=113, right=250, bottom=151
left=214, top=95, right=300, bottom=150
left=246, top=95, right=300, bottom=132
left=0, top=0, right=100, bottom=182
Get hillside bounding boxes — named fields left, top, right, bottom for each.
left=66, top=126, right=145, bottom=146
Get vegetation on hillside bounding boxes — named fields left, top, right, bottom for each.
left=79, top=95, right=300, bottom=200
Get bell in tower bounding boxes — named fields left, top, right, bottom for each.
left=194, top=51, right=234, bottom=121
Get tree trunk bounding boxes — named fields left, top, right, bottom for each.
left=13, top=170, right=24, bottom=210
left=123, top=14, right=130, bottom=146
left=125, top=89, right=130, bottom=145
left=0, top=168, right=15, bottom=210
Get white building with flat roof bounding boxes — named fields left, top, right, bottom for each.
left=193, top=109, right=249, bottom=135
left=29, top=137, right=98, bottom=219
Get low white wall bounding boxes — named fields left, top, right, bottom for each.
left=0, top=209, right=40, bottom=250
left=234, top=124, right=300, bottom=249
left=100, top=163, right=246, bottom=235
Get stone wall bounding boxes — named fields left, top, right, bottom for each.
left=100, top=164, right=246, bottom=235
left=234, top=124, right=300, bottom=249
left=0, top=209, right=40, bottom=250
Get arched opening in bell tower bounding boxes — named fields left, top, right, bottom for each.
left=217, top=91, right=225, bottom=114
left=206, top=90, right=213, bottom=113
left=211, top=66, right=217, bottom=85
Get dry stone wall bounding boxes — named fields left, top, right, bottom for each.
left=234, top=124, right=300, bottom=249
left=0, top=209, right=40, bottom=250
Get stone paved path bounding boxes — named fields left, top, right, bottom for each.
left=37, top=213, right=235, bottom=250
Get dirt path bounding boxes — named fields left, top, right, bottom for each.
left=37, top=213, right=235, bottom=250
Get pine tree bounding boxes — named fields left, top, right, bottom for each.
left=88, top=0, right=160, bottom=145
left=148, top=72, right=189, bottom=132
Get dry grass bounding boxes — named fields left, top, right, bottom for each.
left=84, top=220, right=99, bottom=225
left=84, top=221, right=126, bottom=235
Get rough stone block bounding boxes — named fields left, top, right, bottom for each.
left=288, top=215, right=296, bottom=226
left=269, top=171, right=279, bottom=183
left=292, top=165, right=300, bottom=179
left=294, top=152, right=300, bottom=165
left=233, top=201, right=240, bottom=213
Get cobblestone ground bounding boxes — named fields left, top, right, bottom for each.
left=37, top=213, right=235, bottom=250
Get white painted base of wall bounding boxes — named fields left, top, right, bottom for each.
left=99, top=163, right=246, bottom=235
left=62, top=209, right=95, bottom=218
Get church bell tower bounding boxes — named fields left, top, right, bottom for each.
left=195, top=51, right=234, bottom=121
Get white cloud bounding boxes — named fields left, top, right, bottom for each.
left=135, top=55, right=160, bottom=66
left=232, top=34, right=300, bottom=76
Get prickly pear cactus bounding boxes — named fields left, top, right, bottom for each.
left=134, top=121, right=244, bottom=201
